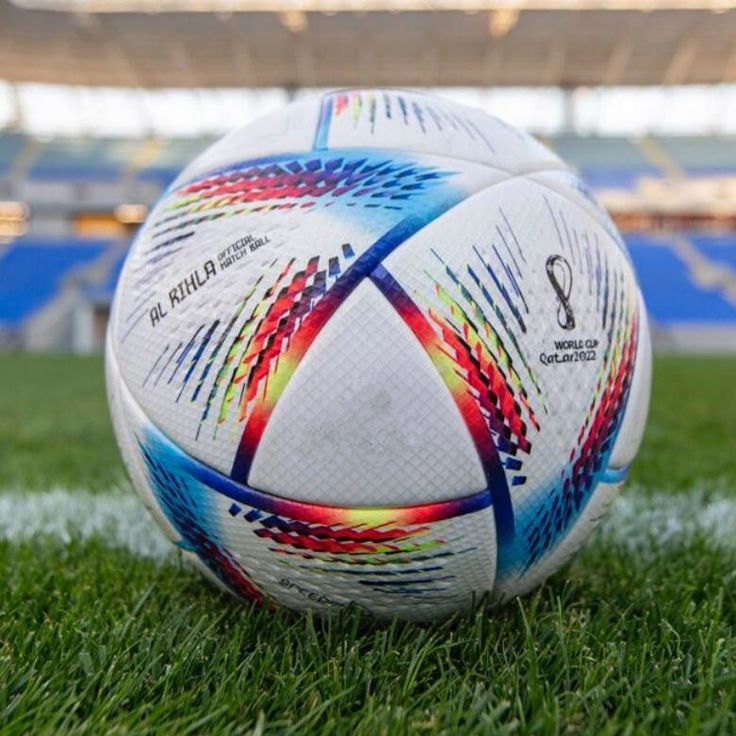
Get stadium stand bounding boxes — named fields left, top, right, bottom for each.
left=547, top=136, right=662, bottom=190
left=82, top=249, right=127, bottom=306
left=28, top=138, right=143, bottom=181
left=653, top=137, right=736, bottom=177
left=5, top=132, right=733, bottom=196
left=136, top=137, right=215, bottom=185
left=625, top=233, right=736, bottom=325
left=690, top=233, right=736, bottom=271
left=0, top=133, right=26, bottom=177
left=2, top=230, right=736, bottom=348
left=0, top=133, right=215, bottom=193
left=1, top=131, right=735, bottom=350
left=0, top=238, right=109, bottom=327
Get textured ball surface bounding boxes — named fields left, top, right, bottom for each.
left=107, top=89, right=651, bottom=619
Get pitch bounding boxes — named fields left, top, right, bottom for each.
left=1, top=353, right=735, bottom=733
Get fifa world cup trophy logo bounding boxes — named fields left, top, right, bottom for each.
left=545, top=254, right=576, bottom=331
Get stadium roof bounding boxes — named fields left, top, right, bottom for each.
left=1, top=0, right=736, bottom=88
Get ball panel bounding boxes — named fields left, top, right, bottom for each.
left=526, top=168, right=628, bottom=257
left=110, top=146, right=505, bottom=486
left=318, top=89, right=565, bottom=176
left=249, top=280, right=485, bottom=506
left=608, top=290, right=652, bottom=470
left=493, top=478, right=623, bottom=601
left=381, top=176, right=642, bottom=586
left=108, top=350, right=498, bottom=619
left=106, top=331, right=180, bottom=546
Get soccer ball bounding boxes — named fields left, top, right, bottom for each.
left=106, top=90, right=651, bottom=620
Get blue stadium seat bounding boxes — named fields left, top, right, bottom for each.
left=689, top=233, right=736, bottom=271
left=0, top=133, right=27, bottom=176
left=549, top=136, right=661, bottom=190
left=28, top=138, right=141, bottom=181
left=578, top=168, right=652, bottom=190
left=83, top=249, right=128, bottom=304
left=0, top=239, right=110, bottom=326
left=136, top=138, right=214, bottom=186
left=626, top=234, right=736, bottom=324
left=654, top=137, right=736, bottom=177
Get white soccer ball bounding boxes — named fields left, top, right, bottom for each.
left=107, top=90, right=651, bottom=620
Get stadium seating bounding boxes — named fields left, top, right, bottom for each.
left=4, top=132, right=735, bottom=192
left=136, top=138, right=214, bottom=185
left=689, top=233, right=736, bottom=271
left=3, top=232, right=735, bottom=334
left=82, top=249, right=128, bottom=304
left=548, top=136, right=661, bottom=189
left=625, top=234, right=736, bottom=324
left=0, top=238, right=110, bottom=326
left=2, top=126, right=736, bottom=339
left=28, top=138, right=143, bottom=181
left=0, top=133, right=26, bottom=177
left=653, top=137, right=736, bottom=177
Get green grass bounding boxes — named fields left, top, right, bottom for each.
left=1, top=353, right=736, bottom=734
left=0, top=354, right=122, bottom=492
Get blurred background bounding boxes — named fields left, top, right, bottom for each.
left=0, top=0, right=735, bottom=353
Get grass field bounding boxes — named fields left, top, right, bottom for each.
left=2, top=353, right=736, bottom=734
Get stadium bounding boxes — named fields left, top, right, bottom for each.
left=1, top=0, right=736, bottom=733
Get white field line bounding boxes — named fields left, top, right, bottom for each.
left=597, top=486, right=736, bottom=554
left=0, top=488, right=173, bottom=560
left=0, top=486, right=735, bottom=561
